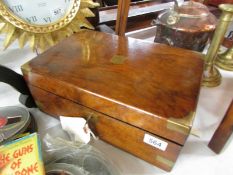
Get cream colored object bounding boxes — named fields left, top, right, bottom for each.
left=60, top=116, right=96, bottom=144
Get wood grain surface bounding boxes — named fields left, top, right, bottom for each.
left=206, top=0, right=233, bottom=6
left=22, top=30, right=204, bottom=145
left=208, top=100, right=233, bottom=154
left=115, top=0, right=131, bottom=36
left=29, top=85, right=182, bottom=171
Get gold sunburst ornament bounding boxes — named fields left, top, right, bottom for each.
left=0, top=0, right=99, bottom=51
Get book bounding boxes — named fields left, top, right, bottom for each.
left=0, top=133, right=45, bottom=175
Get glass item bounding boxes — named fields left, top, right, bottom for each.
left=153, top=0, right=217, bottom=52
left=46, top=163, right=85, bottom=175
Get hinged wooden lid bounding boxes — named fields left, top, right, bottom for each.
left=22, top=30, right=204, bottom=145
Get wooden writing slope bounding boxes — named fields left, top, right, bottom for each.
left=22, top=30, right=204, bottom=171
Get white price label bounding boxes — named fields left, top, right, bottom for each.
left=143, top=133, right=168, bottom=151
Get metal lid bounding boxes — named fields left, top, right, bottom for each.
left=177, top=1, right=210, bottom=18
left=157, top=1, right=217, bottom=32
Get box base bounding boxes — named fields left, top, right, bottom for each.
left=29, top=85, right=182, bottom=171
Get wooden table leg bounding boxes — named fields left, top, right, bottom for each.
left=115, top=0, right=131, bottom=36
left=208, top=100, right=233, bottom=153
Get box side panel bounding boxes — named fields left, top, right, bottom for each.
left=29, top=85, right=182, bottom=172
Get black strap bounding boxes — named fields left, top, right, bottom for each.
left=0, top=65, right=36, bottom=108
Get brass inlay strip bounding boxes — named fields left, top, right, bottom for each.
left=166, top=112, right=195, bottom=135
left=86, top=112, right=99, bottom=124
left=35, top=100, right=44, bottom=109
left=156, top=155, right=174, bottom=168
left=21, top=61, right=32, bottom=74
left=167, top=122, right=190, bottom=135
left=111, top=55, right=126, bottom=64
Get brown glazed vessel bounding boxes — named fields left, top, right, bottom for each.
left=153, top=0, right=217, bottom=52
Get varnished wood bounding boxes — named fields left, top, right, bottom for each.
left=22, top=30, right=204, bottom=145
left=115, top=0, right=131, bottom=36
left=208, top=100, right=233, bottom=154
left=118, top=0, right=130, bottom=36
left=115, top=0, right=123, bottom=34
left=206, top=0, right=233, bottom=6
left=22, top=30, right=204, bottom=171
left=29, top=85, right=182, bottom=172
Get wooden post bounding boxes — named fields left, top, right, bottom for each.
left=208, top=100, right=233, bottom=153
left=115, top=0, right=131, bottom=36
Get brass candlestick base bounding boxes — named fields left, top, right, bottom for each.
left=215, top=47, right=233, bottom=71
left=202, top=4, right=233, bottom=87
left=202, top=66, right=221, bottom=87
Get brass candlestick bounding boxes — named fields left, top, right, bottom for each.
left=215, top=45, right=233, bottom=71
left=202, top=4, right=233, bottom=87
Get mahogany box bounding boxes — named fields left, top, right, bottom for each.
left=21, top=30, right=204, bottom=171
